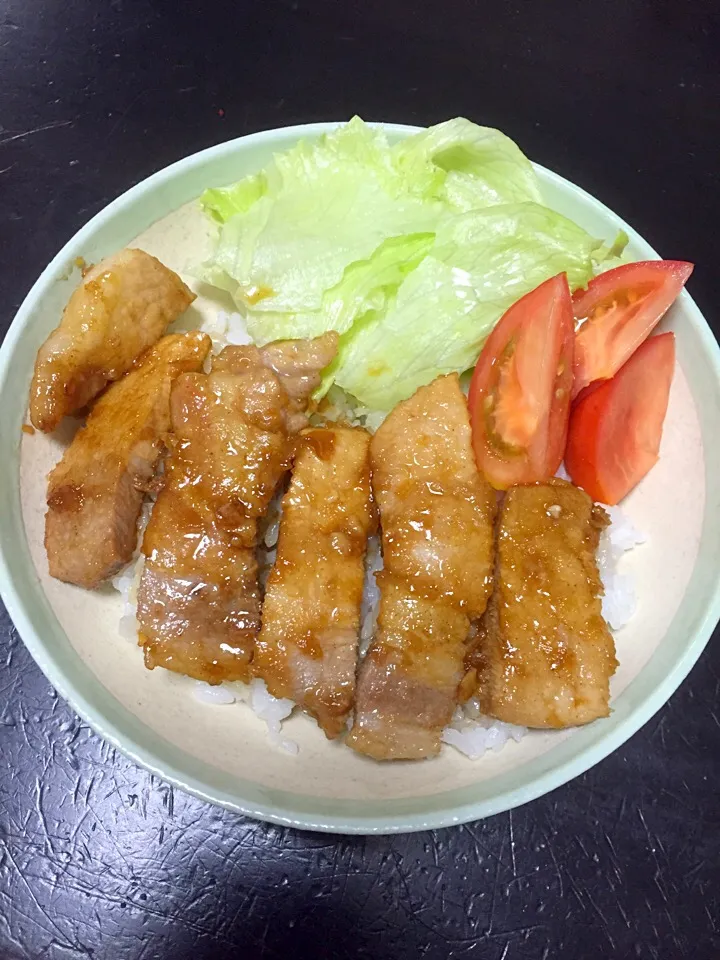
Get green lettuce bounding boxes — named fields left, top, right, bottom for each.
left=332, top=203, right=600, bottom=409
left=237, top=233, right=435, bottom=343
left=199, top=118, right=447, bottom=318
left=198, top=118, right=607, bottom=409
left=198, top=116, right=544, bottom=324
left=201, top=172, right=268, bottom=222
left=391, top=117, right=543, bottom=210
left=591, top=229, right=630, bottom=275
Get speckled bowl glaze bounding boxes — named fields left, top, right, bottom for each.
left=1, top=123, right=719, bottom=834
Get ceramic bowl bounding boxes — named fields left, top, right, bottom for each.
left=1, top=123, right=719, bottom=833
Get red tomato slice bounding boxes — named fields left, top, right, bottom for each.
left=468, top=273, right=574, bottom=489
left=572, top=260, right=691, bottom=397
left=565, top=332, right=675, bottom=505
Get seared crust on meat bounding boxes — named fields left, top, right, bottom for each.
left=253, top=426, right=374, bottom=738
left=477, top=479, right=616, bottom=728
left=348, top=374, right=496, bottom=760
left=30, top=249, right=195, bottom=432
left=137, top=335, right=339, bottom=684
left=45, top=332, right=211, bottom=588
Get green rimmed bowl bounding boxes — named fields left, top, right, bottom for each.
left=1, top=123, right=719, bottom=834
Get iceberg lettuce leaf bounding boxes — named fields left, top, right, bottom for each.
left=199, top=118, right=446, bottom=316
left=242, top=232, right=435, bottom=345
left=201, top=172, right=268, bottom=222
left=197, top=119, right=614, bottom=411
left=333, top=203, right=600, bottom=409
left=391, top=117, right=543, bottom=210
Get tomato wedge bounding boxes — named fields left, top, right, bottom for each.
left=565, top=332, right=675, bottom=505
left=572, top=260, right=691, bottom=398
left=468, top=273, right=574, bottom=489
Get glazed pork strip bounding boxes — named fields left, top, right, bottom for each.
left=253, top=427, right=374, bottom=738
left=137, top=355, right=290, bottom=684
left=476, top=479, right=617, bottom=728
left=45, top=332, right=211, bottom=588
left=137, top=333, right=338, bottom=685
left=347, top=373, right=496, bottom=761
left=30, top=249, right=195, bottom=432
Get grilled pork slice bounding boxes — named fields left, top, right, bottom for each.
left=45, top=332, right=211, bottom=588
left=209, top=333, right=339, bottom=434
left=30, top=249, right=195, bottom=432
left=253, top=427, right=374, bottom=738
left=350, top=579, right=471, bottom=759
left=347, top=374, right=496, bottom=760
left=138, top=473, right=262, bottom=685
left=259, top=337, right=343, bottom=431
left=137, top=334, right=338, bottom=684
left=477, top=479, right=616, bottom=728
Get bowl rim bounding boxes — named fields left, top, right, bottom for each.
left=2, top=121, right=720, bottom=834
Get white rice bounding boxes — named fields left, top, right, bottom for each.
left=111, top=500, right=152, bottom=642
left=597, top=504, right=646, bottom=630
left=555, top=461, right=646, bottom=633
left=112, top=317, right=646, bottom=761
left=359, top=535, right=383, bottom=656
left=257, top=490, right=282, bottom=590
left=312, top=385, right=387, bottom=433
left=200, top=309, right=254, bottom=355
left=442, top=709, right=526, bottom=760
left=192, top=682, right=237, bottom=706
left=191, top=678, right=298, bottom=754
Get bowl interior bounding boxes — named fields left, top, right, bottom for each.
left=2, top=123, right=720, bottom=832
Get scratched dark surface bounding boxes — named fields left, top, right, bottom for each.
left=1, top=1, right=719, bottom=957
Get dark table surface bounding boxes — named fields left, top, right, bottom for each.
left=1, top=1, right=719, bottom=957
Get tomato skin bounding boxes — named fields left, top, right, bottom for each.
left=565, top=332, right=675, bottom=505
left=468, top=273, right=574, bottom=489
left=572, top=260, right=692, bottom=397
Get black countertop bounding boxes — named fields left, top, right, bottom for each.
left=1, top=1, right=719, bottom=957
